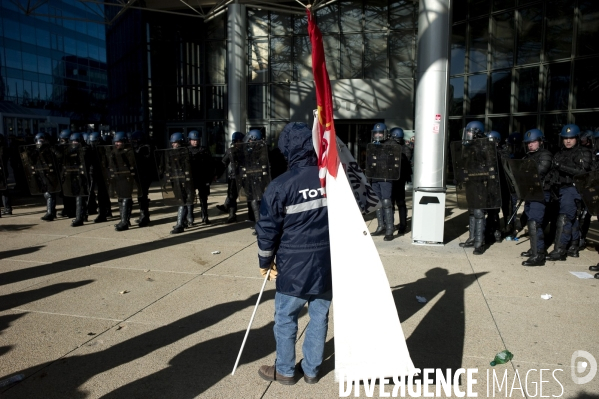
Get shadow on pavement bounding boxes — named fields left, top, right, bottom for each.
left=0, top=246, right=45, bottom=261
left=0, top=281, right=94, bottom=313
left=392, top=268, right=487, bottom=378
left=1, top=290, right=276, bottom=398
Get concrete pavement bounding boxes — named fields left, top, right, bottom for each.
left=0, top=183, right=598, bottom=398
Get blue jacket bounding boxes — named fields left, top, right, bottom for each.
left=256, top=122, right=332, bottom=297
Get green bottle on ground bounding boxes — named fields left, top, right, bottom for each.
left=490, top=350, right=514, bottom=366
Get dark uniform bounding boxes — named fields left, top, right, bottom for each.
left=216, top=131, right=245, bottom=223
left=547, top=124, right=593, bottom=261
left=519, top=129, right=554, bottom=266
left=388, top=127, right=412, bottom=235
left=0, top=134, right=10, bottom=216
left=87, top=132, right=113, bottom=223
left=368, top=123, right=396, bottom=241
left=131, top=131, right=152, bottom=227
left=187, top=130, right=215, bottom=225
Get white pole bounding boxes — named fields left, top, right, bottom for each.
left=231, top=265, right=272, bottom=375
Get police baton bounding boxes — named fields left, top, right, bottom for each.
left=507, top=199, right=523, bottom=226
left=231, top=263, right=273, bottom=376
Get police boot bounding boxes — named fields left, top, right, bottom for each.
left=217, top=197, right=230, bottom=214
left=94, top=204, right=108, bottom=223
left=459, top=215, right=475, bottom=248
left=171, top=206, right=187, bottom=234
left=186, top=204, right=195, bottom=227
left=589, top=264, right=599, bottom=272
left=383, top=199, right=395, bottom=241
left=115, top=199, right=132, bottom=231
left=567, top=223, right=580, bottom=257
left=547, top=214, right=568, bottom=261
left=200, top=197, right=210, bottom=225
left=2, top=194, right=12, bottom=215
left=250, top=200, right=261, bottom=236
left=522, top=221, right=546, bottom=266
left=372, top=209, right=385, bottom=236
left=71, top=197, right=85, bottom=227
left=41, top=193, right=56, bottom=221
left=472, top=210, right=486, bottom=255
left=137, top=197, right=150, bottom=227
left=226, top=207, right=237, bottom=224
left=87, top=191, right=98, bottom=215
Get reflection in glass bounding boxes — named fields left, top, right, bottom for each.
left=248, top=84, right=267, bottom=119
left=323, top=34, right=340, bottom=80
left=206, top=41, right=225, bottom=84
left=364, top=33, right=386, bottom=79
left=545, top=1, right=573, bottom=61
left=491, top=71, right=511, bottom=114
left=449, top=77, right=464, bottom=116
left=364, top=0, right=387, bottom=31
left=516, top=67, right=539, bottom=112
left=573, top=112, right=599, bottom=131
left=453, top=1, right=466, bottom=22
left=541, top=113, right=567, bottom=144
left=574, top=58, right=599, bottom=109
left=469, top=19, right=488, bottom=73
left=271, top=37, right=292, bottom=82
left=389, top=0, right=414, bottom=29
left=248, top=9, right=268, bottom=37
left=293, top=36, right=312, bottom=81
left=271, top=84, right=290, bottom=119
left=469, top=0, right=489, bottom=18
left=489, top=117, right=509, bottom=135
left=450, top=23, right=466, bottom=76
left=517, top=6, right=542, bottom=65
left=271, top=12, right=292, bottom=36
left=544, top=62, right=570, bottom=111
left=206, top=85, right=225, bottom=119
left=513, top=115, right=537, bottom=137
left=21, top=52, right=37, bottom=73
left=248, top=38, right=268, bottom=83
left=578, top=0, right=599, bottom=56
left=468, top=74, right=487, bottom=115
left=5, top=48, right=22, bottom=69
left=340, top=34, right=361, bottom=79
left=316, top=4, right=339, bottom=33
left=340, top=1, right=362, bottom=33
left=491, top=12, right=514, bottom=70
left=389, top=31, right=413, bottom=78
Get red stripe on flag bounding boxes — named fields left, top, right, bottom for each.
left=307, top=9, right=339, bottom=187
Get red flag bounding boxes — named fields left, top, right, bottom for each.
left=307, top=9, right=339, bottom=187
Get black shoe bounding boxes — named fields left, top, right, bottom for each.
left=595, top=273, right=599, bottom=279
left=522, top=254, right=546, bottom=267
left=547, top=248, right=567, bottom=261
left=2, top=208, right=12, bottom=215
left=473, top=246, right=485, bottom=255
left=520, top=249, right=533, bottom=257
left=494, top=230, right=502, bottom=243
left=93, top=215, right=107, bottom=223
left=397, top=225, right=406, bottom=235
left=252, top=230, right=257, bottom=236
left=138, top=217, right=150, bottom=227
left=115, top=221, right=130, bottom=231
left=459, top=238, right=474, bottom=248
left=202, top=218, right=211, bottom=225
left=384, top=234, right=394, bottom=241
left=589, top=264, right=599, bottom=272
left=170, top=225, right=185, bottom=234
left=41, top=213, right=55, bottom=221
left=71, top=219, right=84, bottom=227
left=372, top=226, right=385, bottom=236
left=567, top=246, right=579, bottom=258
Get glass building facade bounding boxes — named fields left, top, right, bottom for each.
left=449, top=0, right=599, bottom=145
left=0, top=0, right=108, bottom=136
left=104, top=0, right=599, bottom=155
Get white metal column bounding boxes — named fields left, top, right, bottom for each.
left=227, top=3, right=247, bottom=144
left=411, top=0, right=452, bottom=245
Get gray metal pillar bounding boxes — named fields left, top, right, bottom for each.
left=227, top=3, right=247, bottom=143
left=411, top=0, right=452, bottom=246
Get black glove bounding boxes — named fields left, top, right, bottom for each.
left=552, top=158, right=561, bottom=170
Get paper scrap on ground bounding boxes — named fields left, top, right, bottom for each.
left=541, top=294, right=552, bottom=300
left=569, top=271, right=594, bottom=279
left=211, top=251, right=221, bottom=255
left=416, top=296, right=427, bottom=303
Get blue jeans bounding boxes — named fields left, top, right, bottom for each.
left=274, top=290, right=332, bottom=378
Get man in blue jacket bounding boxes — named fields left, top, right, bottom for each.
left=256, top=122, right=332, bottom=385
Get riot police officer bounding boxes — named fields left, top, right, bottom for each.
left=113, top=132, right=135, bottom=231
left=33, top=133, right=61, bottom=221
left=87, top=131, right=113, bottom=223
left=0, top=133, right=10, bottom=216
left=485, top=131, right=504, bottom=243
left=245, top=129, right=266, bottom=235
left=187, top=130, right=214, bottom=225
left=216, top=131, right=245, bottom=223
left=389, top=127, right=412, bottom=235
left=519, top=129, right=553, bottom=266
left=547, top=124, right=593, bottom=260
left=368, top=123, right=395, bottom=241
left=458, top=121, right=488, bottom=255
left=131, top=131, right=152, bottom=227
left=169, top=132, right=194, bottom=234
left=57, top=129, right=75, bottom=218
left=67, top=132, right=89, bottom=227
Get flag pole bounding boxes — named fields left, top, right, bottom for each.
left=231, top=264, right=273, bottom=375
